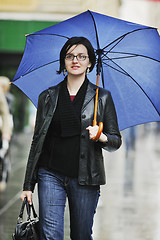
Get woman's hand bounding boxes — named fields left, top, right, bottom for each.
left=20, top=191, right=32, bottom=205
left=86, top=125, right=99, bottom=139
left=86, top=125, right=108, bottom=142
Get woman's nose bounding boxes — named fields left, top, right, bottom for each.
left=72, top=56, right=78, bottom=62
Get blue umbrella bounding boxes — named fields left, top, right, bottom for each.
left=12, top=10, right=160, bottom=131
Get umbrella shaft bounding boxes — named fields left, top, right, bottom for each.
left=93, top=74, right=100, bottom=126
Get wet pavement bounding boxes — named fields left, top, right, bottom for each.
left=0, top=124, right=160, bottom=240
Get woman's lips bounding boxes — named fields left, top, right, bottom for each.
left=71, top=66, right=80, bottom=69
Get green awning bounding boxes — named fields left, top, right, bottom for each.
left=0, top=20, right=58, bottom=52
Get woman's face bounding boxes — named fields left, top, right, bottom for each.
left=64, top=44, right=91, bottom=77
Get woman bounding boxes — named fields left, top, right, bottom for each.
left=0, top=77, right=13, bottom=191
left=21, top=37, right=122, bottom=240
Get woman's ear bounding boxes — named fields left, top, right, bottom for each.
left=88, top=62, right=92, bottom=68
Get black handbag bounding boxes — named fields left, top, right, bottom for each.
left=12, top=197, right=40, bottom=240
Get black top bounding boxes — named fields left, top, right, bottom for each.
left=38, top=77, right=88, bottom=177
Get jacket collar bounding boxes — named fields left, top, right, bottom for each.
left=48, top=82, right=60, bottom=103
left=47, top=80, right=97, bottom=113
left=82, top=81, right=97, bottom=111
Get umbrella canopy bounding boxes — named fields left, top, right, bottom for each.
left=12, top=10, right=160, bottom=131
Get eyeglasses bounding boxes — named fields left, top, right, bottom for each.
left=65, top=54, right=89, bottom=61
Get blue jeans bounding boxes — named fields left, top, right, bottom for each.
left=38, top=168, right=100, bottom=240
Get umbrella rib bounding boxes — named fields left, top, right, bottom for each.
left=102, top=50, right=160, bottom=63
left=102, top=27, right=154, bottom=52
left=103, top=51, right=138, bottom=60
left=13, top=59, right=59, bottom=82
left=101, top=65, right=105, bottom=88
left=103, top=59, right=160, bottom=117
left=103, top=62, right=129, bottom=76
left=103, top=53, right=131, bottom=76
left=103, top=56, right=136, bottom=60
left=107, top=51, right=160, bottom=63
left=103, top=35, right=126, bottom=54
left=102, top=53, right=138, bottom=61
left=88, top=10, right=101, bottom=49
left=28, top=33, right=70, bottom=39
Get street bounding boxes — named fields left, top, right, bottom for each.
left=0, top=124, right=160, bottom=240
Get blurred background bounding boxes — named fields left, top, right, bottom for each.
left=0, top=0, right=160, bottom=239
left=0, top=0, right=160, bottom=132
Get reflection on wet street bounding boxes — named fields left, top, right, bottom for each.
left=1, top=124, right=160, bottom=240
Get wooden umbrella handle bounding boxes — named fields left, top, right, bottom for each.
left=92, top=121, right=103, bottom=141
left=91, top=73, right=103, bottom=141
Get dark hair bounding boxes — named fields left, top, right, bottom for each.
left=57, top=37, right=96, bottom=74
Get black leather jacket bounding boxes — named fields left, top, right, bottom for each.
left=23, top=81, right=122, bottom=191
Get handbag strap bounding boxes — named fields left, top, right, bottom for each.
left=30, top=202, right=38, bottom=218
left=27, top=202, right=38, bottom=219
left=19, top=197, right=27, bottom=219
left=18, top=197, right=38, bottom=221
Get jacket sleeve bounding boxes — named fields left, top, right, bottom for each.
left=23, top=92, right=45, bottom=191
left=98, top=91, right=122, bottom=152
